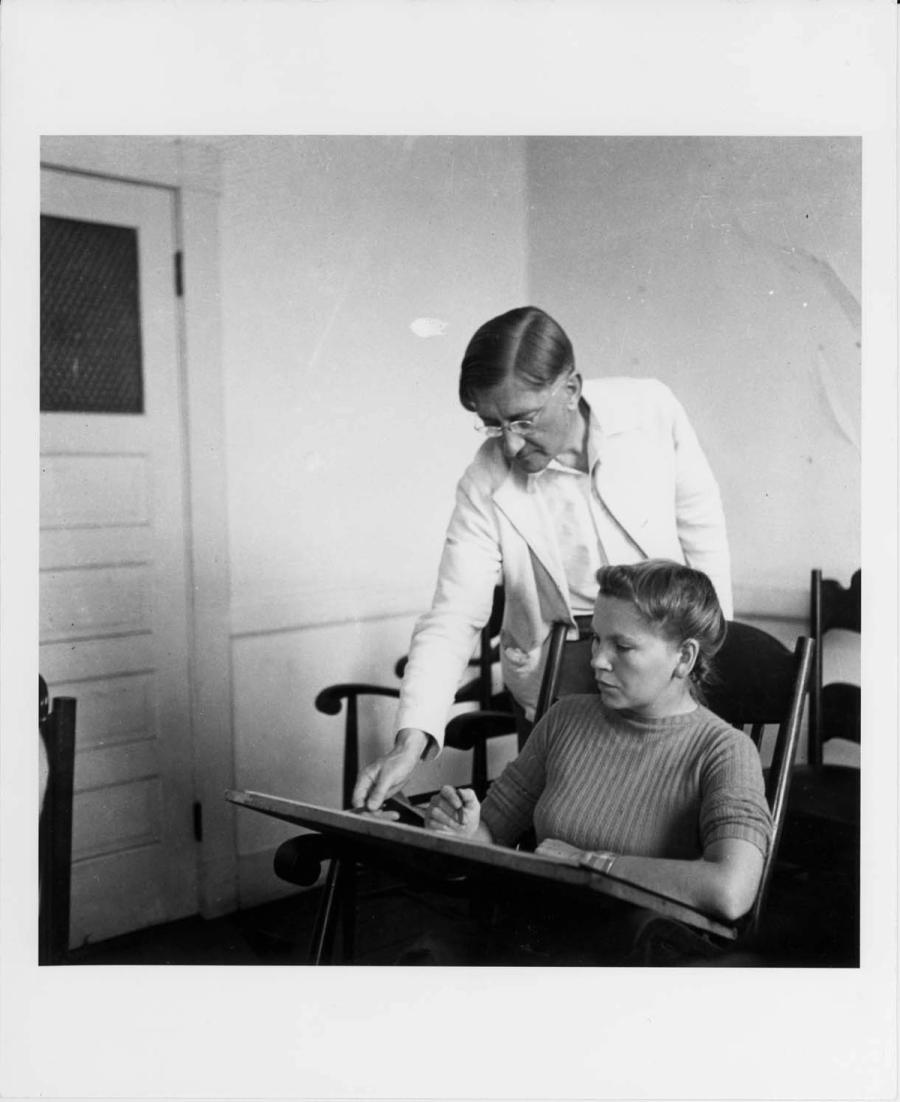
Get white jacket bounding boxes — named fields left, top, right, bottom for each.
left=395, top=377, right=733, bottom=744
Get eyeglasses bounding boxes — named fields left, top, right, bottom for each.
left=473, top=374, right=571, bottom=438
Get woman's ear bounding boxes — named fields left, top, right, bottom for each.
left=674, top=638, right=699, bottom=680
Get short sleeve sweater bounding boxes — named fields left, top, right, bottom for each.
left=480, top=695, right=772, bottom=859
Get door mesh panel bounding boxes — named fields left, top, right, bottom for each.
left=41, top=214, right=144, bottom=414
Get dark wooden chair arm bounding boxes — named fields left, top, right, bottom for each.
left=313, top=683, right=402, bottom=808
left=314, top=683, right=401, bottom=715
left=444, top=709, right=518, bottom=797
left=444, top=709, right=517, bottom=750
left=631, top=912, right=737, bottom=966
left=273, top=833, right=342, bottom=887
left=39, top=675, right=50, bottom=725
left=396, top=643, right=502, bottom=678
left=39, top=678, right=77, bottom=964
left=452, top=674, right=508, bottom=708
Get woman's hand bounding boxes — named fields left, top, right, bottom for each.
left=425, top=785, right=482, bottom=838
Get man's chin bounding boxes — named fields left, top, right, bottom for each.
left=513, top=452, right=549, bottom=473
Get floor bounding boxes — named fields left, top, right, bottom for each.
left=64, top=869, right=476, bottom=967
left=63, top=838, right=859, bottom=968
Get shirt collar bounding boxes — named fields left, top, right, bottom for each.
left=539, top=395, right=601, bottom=476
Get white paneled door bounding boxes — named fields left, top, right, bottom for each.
left=40, top=168, right=199, bottom=946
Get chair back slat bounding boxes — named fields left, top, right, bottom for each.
left=809, top=568, right=861, bottom=764
left=747, top=636, right=815, bottom=938
left=534, top=622, right=572, bottom=721
left=819, top=569, right=861, bottom=635
left=705, top=622, right=798, bottom=728
left=476, top=586, right=506, bottom=708
left=821, top=683, right=861, bottom=745
left=534, top=618, right=595, bottom=723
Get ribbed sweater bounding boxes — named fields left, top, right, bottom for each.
left=480, top=695, right=772, bottom=859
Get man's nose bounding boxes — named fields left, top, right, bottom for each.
left=501, top=428, right=527, bottom=459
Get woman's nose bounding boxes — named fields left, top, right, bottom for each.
left=591, top=643, right=611, bottom=670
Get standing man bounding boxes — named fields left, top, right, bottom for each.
left=353, top=306, right=732, bottom=810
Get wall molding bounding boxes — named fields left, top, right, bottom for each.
left=230, top=583, right=434, bottom=638
left=229, top=580, right=806, bottom=640
left=733, top=583, right=807, bottom=623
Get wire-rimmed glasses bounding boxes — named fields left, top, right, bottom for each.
left=473, top=373, right=571, bottom=438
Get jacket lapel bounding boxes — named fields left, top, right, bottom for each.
left=492, top=470, right=571, bottom=614
left=586, top=386, right=649, bottom=553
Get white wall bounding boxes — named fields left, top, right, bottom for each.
left=525, top=137, right=861, bottom=619
left=213, top=137, right=529, bottom=900
left=218, top=136, right=528, bottom=631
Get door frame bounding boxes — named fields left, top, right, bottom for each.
left=40, top=137, right=237, bottom=918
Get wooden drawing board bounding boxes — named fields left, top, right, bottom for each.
left=226, top=789, right=738, bottom=940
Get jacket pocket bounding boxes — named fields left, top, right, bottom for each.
left=500, top=637, right=544, bottom=715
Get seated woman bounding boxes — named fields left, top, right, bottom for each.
left=422, top=559, right=772, bottom=964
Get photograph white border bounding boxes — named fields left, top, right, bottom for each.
left=1, top=2, right=896, bottom=1099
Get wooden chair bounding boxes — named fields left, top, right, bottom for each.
left=395, top=585, right=509, bottom=712
left=777, top=569, right=860, bottom=943
left=785, top=569, right=860, bottom=830
left=314, top=585, right=511, bottom=810
left=476, top=618, right=815, bottom=958
left=38, top=675, right=77, bottom=965
left=273, top=587, right=511, bottom=962
left=808, top=568, right=861, bottom=765
left=286, top=619, right=813, bottom=963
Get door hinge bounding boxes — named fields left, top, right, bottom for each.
left=174, top=250, right=184, bottom=297
left=192, top=801, right=203, bottom=842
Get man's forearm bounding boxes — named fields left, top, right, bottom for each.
left=394, top=726, right=438, bottom=761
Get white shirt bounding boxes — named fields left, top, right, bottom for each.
left=534, top=405, right=645, bottom=613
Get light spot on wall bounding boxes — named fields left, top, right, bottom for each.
left=304, top=451, right=325, bottom=473
left=410, top=317, right=449, bottom=339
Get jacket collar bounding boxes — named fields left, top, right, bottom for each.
left=581, top=382, right=639, bottom=459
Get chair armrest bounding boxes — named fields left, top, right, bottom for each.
left=396, top=644, right=500, bottom=684
left=631, top=913, right=734, bottom=965
left=314, top=683, right=400, bottom=715
left=450, top=676, right=482, bottom=705
left=444, top=709, right=517, bottom=751
left=314, top=683, right=403, bottom=809
left=273, top=833, right=342, bottom=887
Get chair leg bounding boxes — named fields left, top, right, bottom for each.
left=309, top=858, right=343, bottom=964
left=340, top=862, right=357, bottom=963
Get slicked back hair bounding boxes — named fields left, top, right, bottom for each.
left=459, top=306, right=574, bottom=411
